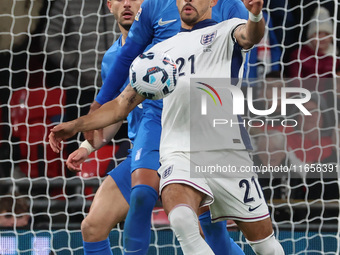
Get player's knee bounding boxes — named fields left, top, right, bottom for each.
left=130, top=184, right=158, bottom=211
left=168, top=205, right=198, bottom=237
left=81, top=217, right=107, bottom=241
left=81, top=218, right=94, bottom=238
left=247, top=233, right=285, bottom=255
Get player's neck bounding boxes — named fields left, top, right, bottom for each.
left=181, top=19, right=217, bottom=32
left=121, top=34, right=127, bottom=46
left=119, top=25, right=129, bottom=46
left=181, top=13, right=212, bottom=30
left=181, top=23, right=194, bottom=30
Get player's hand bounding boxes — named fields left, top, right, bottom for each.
left=49, top=121, right=78, bottom=153
left=243, top=0, right=263, bottom=15
left=66, top=148, right=89, bottom=172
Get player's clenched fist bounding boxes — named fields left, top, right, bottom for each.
left=66, top=147, right=89, bottom=172
left=242, top=0, right=263, bottom=15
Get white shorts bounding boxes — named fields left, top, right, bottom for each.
left=158, top=150, right=270, bottom=222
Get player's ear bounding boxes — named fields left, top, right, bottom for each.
left=107, top=0, right=113, bottom=13
left=210, top=0, right=218, bottom=8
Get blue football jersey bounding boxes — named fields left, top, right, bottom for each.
left=101, top=35, right=142, bottom=144
left=212, top=0, right=248, bottom=22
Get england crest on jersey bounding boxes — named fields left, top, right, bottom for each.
left=200, top=31, right=217, bottom=46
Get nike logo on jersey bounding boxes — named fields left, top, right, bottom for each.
left=158, top=18, right=177, bottom=26
left=248, top=204, right=262, bottom=212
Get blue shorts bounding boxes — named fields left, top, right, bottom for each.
left=130, top=112, right=161, bottom=173
left=108, top=154, right=132, bottom=204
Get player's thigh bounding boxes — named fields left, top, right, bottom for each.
left=161, top=183, right=205, bottom=215
left=85, top=176, right=129, bottom=230
left=195, top=150, right=269, bottom=223
left=198, top=206, right=210, bottom=215
left=131, top=168, right=160, bottom=191
left=235, top=217, right=273, bottom=241
left=159, top=152, right=214, bottom=215
left=130, top=112, right=161, bottom=187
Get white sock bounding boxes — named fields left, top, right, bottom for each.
left=168, top=205, right=214, bottom=255
left=247, top=232, right=285, bottom=255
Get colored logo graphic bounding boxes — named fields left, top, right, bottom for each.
left=196, top=82, right=222, bottom=115
left=196, top=82, right=222, bottom=106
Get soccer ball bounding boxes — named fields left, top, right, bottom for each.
left=129, top=51, right=178, bottom=100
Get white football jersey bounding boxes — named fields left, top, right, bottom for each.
left=148, top=18, right=253, bottom=158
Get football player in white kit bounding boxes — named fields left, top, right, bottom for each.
left=49, top=0, right=285, bottom=254
left=149, top=0, right=284, bottom=254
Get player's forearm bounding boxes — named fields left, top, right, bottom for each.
left=235, top=17, right=265, bottom=50
left=75, top=100, right=128, bottom=132
left=245, top=18, right=265, bottom=47
left=236, top=0, right=265, bottom=49
left=101, top=121, right=123, bottom=146
left=89, top=121, right=123, bottom=150
left=75, top=86, right=143, bottom=133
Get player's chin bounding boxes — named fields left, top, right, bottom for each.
left=180, top=15, right=197, bottom=27
left=120, top=20, right=133, bottom=30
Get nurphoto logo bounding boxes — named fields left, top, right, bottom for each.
left=197, top=83, right=311, bottom=116
left=195, top=78, right=312, bottom=129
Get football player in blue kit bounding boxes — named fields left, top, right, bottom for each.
left=51, top=0, right=248, bottom=254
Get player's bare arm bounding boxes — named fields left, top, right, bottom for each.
left=234, top=0, right=265, bottom=49
left=92, top=121, right=123, bottom=148
left=49, top=84, right=145, bottom=153
left=66, top=122, right=123, bottom=172
left=83, top=100, right=104, bottom=143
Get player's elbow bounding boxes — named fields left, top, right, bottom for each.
left=242, top=41, right=255, bottom=50
left=115, top=102, right=130, bottom=121
left=242, top=33, right=264, bottom=50
left=117, top=110, right=129, bottom=121
left=242, top=21, right=265, bottom=49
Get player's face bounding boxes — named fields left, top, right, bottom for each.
left=107, top=0, right=143, bottom=31
left=176, top=0, right=217, bottom=28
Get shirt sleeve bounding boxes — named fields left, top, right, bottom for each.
left=95, top=39, right=146, bottom=105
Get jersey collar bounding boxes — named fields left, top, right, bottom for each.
left=180, top=19, right=218, bottom=32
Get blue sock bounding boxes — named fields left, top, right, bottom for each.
left=199, top=210, right=244, bottom=255
left=83, top=238, right=112, bottom=255
left=230, top=237, right=244, bottom=255
left=123, top=184, right=158, bottom=254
